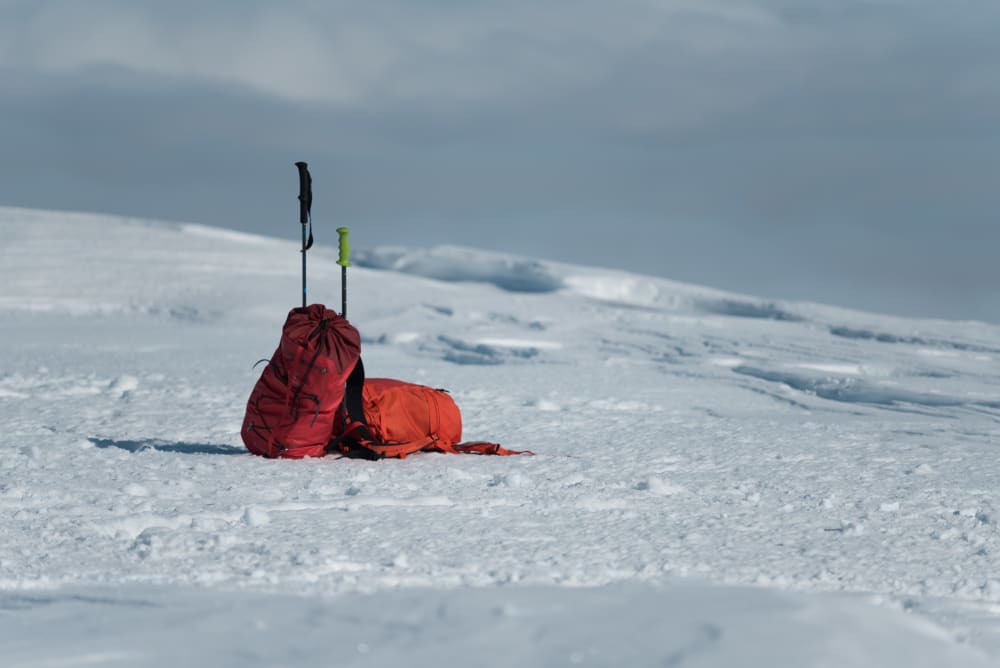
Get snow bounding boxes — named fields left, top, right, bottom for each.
left=2, top=206, right=1000, bottom=665
left=1, top=584, right=991, bottom=668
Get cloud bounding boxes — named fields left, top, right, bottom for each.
left=0, top=1, right=797, bottom=111
left=1, top=0, right=1000, bottom=321
left=2, top=3, right=387, bottom=105
left=6, top=0, right=997, bottom=137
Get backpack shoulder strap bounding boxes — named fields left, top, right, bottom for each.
left=342, top=357, right=372, bottom=439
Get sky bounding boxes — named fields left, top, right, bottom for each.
left=1, top=0, right=999, bottom=322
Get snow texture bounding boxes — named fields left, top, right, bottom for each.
left=2, top=206, right=1000, bottom=666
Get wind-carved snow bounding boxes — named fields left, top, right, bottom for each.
left=353, top=246, right=564, bottom=293
left=2, top=206, right=1000, bottom=665
left=695, top=298, right=805, bottom=321
left=563, top=273, right=662, bottom=308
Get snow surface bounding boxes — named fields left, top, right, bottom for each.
left=2, top=205, right=1000, bottom=666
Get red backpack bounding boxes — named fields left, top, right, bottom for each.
left=241, top=304, right=361, bottom=458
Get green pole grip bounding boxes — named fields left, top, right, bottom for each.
left=336, top=227, right=351, bottom=267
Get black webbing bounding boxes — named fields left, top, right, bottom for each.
left=345, top=357, right=367, bottom=427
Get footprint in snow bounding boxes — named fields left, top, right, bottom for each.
left=108, top=375, right=139, bottom=398
left=637, top=477, right=686, bottom=496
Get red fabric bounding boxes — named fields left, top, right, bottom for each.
left=453, top=442, right=534, bottom=456
left=242, top=304, right=360, bottom=458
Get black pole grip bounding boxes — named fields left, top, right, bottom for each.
left=295, top=161, right=312, bottom=224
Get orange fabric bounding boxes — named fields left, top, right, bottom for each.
left=331, top=379, right=530, bottom=459
left=362, top=379, right=462, bottom=448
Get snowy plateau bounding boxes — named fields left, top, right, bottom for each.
left=1, top=206, right=999, bottom=667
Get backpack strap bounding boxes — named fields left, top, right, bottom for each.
left=454, top=442, right=534, bottom=456
left=323, top=353, right=370, bottom=458
left=358, top=436, right=441, bottom=460
left=341, top=357, right=373, bottom=440
left=328, top=431, right=533, bottom=460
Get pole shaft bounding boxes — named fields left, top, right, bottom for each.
left=295, top=161, right=312, bottom=308
left=341, top=266, right=347, bottom=318
left=302, top=225, right=308, bottom=307
left=336, top=227, right=351, bottom=318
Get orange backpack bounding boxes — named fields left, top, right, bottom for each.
left=329, top=378, right=531, bottom=460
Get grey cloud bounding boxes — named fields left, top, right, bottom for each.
left=1, top=1, right=999, bottom=321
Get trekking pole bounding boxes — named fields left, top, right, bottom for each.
left=295, top=161, right=313, bottom=307
left=337, top=227, right=350, bottom=318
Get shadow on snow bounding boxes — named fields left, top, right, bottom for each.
left=89, top=438, right=244, bottom=456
